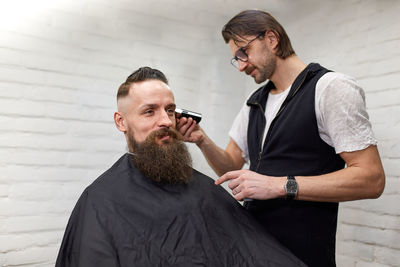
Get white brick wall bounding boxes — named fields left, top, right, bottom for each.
left=0, top=0, right=398, bottom=266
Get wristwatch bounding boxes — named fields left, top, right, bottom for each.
left=284, top=175, right=298, bottom=200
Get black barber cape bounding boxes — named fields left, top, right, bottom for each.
left=56, top=154, right=306, bottom=267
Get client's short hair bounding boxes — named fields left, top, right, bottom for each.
left=117, top=67, right=169, bottom=100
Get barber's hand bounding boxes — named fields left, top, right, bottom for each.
left=176, top=117, right=204, bottom=145
left=215, top=170, right=285, bottom=201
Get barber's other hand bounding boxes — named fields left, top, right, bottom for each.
left=215, top=169, right=285, bottom=201
left=176, top=117, right=204, bottom=145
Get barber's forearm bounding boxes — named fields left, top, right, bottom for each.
left=216, top=146, right=384, bottom=202
left=197, top=136, right=241, bottom=176
left=281, top=145, right=385, bottom=202
left=296, top=165, right=385, bottom=202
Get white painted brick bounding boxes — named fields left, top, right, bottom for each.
left=369, top=57, right=400, bottom=78
left=359, top=73, right=400, bottom=92
left=0, top=216, right=68, bottom=235
left=0, top=48, right=127, bottom=81
left=0, top=32, right=137, bottom=77
left=2, top=165, right=93, bottom=182
left=336, top=254, right=357, bottom=267
left=367, top=88, right=400, bottom=109
left=0, top=198, right=78, bottom=217
left=0, top=82, right=76, bottom=104
left=9, top=183, right=77, bottom=202
left=382, top=177, right=400, bottom=195
left=368, top=106, right=400, bottom=125
left=375, top=246, right=400, bottom=267
left=0, top=184, right=10, bottom=198
left=0, top=149, right=67, bottom=166
left=1, top=133, right=124, bottom=154
left=31, top=262, right=55, bottom=267
left=0, top=116, right=80, bottom=135
left=378, top=140, right=400, bottom=158
left=0, top=66, right=116, bottom=92
left=0, top=98, right=115, bottom=123
left=336, top=240, right=375, bottom=261
left=0, top=232, right=60, bottom=252
left=0, top=31, right=89, bottom=63
left=339, top=206, right=400, bottom=231
left=343, top=195, right=400, bottom=216
left=355, top=260, right=391, bottom=267
left=381, top=159, right=400, bottom=177
left=2, top=246, right=58, bottom=266
left=374, top=125, right=400, bottom=142
left=339, top=223, right=400, bottom=250
left=64, top=151, right=119, bottom=169
left=0, top=99, right=46, bottom=117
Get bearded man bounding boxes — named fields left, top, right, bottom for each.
left=55, top=67, right=306, bottom=267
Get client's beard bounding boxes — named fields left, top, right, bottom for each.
left=128, top=128, right=193, bottom=184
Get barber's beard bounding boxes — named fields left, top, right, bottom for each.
left=254, top=45, right=277, bottom=84
left=128, top=128, right=193, bottom=184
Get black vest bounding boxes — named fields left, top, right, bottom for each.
left=245, top=63, right=345, bottom=267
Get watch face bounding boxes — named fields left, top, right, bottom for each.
left=286, top=180, right=297, bottom=193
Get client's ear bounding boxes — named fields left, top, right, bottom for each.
left=114, top=112, right=127, bottom=133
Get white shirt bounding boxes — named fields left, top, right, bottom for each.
left=229, top=72, right=377, bottom=163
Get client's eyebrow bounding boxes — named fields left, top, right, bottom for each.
left=139, top=103, right=176, bottom=111
left=141, top=104, right=157, bottom=109
left=166, top=103, right=176, bottom=110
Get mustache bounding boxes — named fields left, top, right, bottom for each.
left=151, top=127, right=183, bottom=141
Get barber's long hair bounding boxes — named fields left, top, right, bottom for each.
left=222, top=10, right=295, bottom=59
left=117, top=67, right=168, bottom=100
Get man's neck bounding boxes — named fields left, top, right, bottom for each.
left=269, top=55, right=306, bottom=94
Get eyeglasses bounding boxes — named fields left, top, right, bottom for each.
left=231, top=31, right=266, bottom=69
